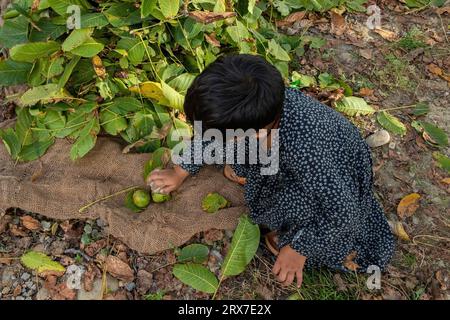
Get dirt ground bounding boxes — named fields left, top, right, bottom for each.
left=0, top=2, right=449, bottom=300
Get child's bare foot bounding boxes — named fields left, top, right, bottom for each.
left=223, top=165, right=246, bottom=185
left=265, top=231, right=279, bottom=256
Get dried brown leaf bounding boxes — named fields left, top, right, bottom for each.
left=397, top=193, right=421, bottom=218
left=21, top=215, right=40, bottom=231
left=276, top=11, right=306, bottom=27
left=105, top=255, right=134, bottom=282
left=188, top=11, right=236, bottom=24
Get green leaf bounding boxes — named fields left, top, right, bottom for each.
left=0, top=15, right=28, bottom=48
left=167, top=118, right=192, bottom=149
left=80, top=13, right=109, bottom=28
left=268, top=39, right=291, bottom=61
left=58, top=56, right=81, bottom=89
left=432, top=152, right=450, bottom=173
left=100, top=109, right=128, bottom=135
left=141, top=0, right=157, bottom=18
left=29, top=19, right=66, bottom=42
left=158, top=0, right=179, bottom=19
left=173, top=263, right=219, bottom=294
left=0, top=60, right=32, bottom=86
left=290, top=71, right=316, bottom=88
left=143, top=147, right=171, bottom=180
left=418, top=121, right=448, bottom=147
left=201, top=192, right=229, bottom=214
left=10, top=41, right=60, bottom=63
left=117, top=38, right=145, bottom=65
left=376, top=111, right=407, bottom=136
left=333, top=96, right=375, bottom=116
left=18, top=137, right=55, bottom=161
left=0, top=128, right=21, bottom=159
left=15, top=107, right=33, bottom=146
left=161, top=81, right=185, bottom=110
left=62, top=28, right=92, bottom=52
left=43, top=110, right=66, bottom=131
left=20, top=84, right=70, bottom=107
left=411, top=102, right=430, bottom=116
left=62, top=28, right=104, bottom=58
left=179, top=244, right=209, bottom=263
left=167, top=73, right=196, bottom=94
left=70, top=117, right=100, bottom=160
left=221, top=215, right=260, bottom=276
left=48, top=0, right=90, bottom=15
left=20, top=251, right=65, bottom=274
left=110, top=97, right=143, bottom=115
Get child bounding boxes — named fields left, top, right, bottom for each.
left=148, top=54, right=395, bottom=288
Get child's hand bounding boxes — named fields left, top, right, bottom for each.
left=272, top=245, right=306, bottom=288
left=146, top=165, right=190, bottom=194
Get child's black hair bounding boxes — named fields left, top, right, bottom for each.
left=184, top=54, right=285, bottom=132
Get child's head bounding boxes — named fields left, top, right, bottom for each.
left=184, top=54, right=285, bottom=132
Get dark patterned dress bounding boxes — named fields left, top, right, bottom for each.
left=180, top=87, right=395, bottom=271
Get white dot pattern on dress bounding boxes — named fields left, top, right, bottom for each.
left=181, top=87, right=395, bottom=271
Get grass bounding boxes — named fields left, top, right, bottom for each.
left=396, top=27, right=427, bottom=51
left=373, top=53, right=418, bottom=92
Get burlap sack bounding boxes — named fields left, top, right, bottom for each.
left=0, top=120, right=247, bottom=254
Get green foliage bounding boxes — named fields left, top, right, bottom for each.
left=178, top=244, right=209, bottom=263
left=172, top=215, right=260, bottom=296
left=221, top=215, right=260, bottom=277
left=377, top=111, right=407, bottom=136
left=20, top=251, right=66, bottom=274
left=173, top=263, right=219, bottom=294
left=1, top=0, right=316, bottom=162
left=333, top=96, right=375, bottom=116
left=201, top=192, right=230, bottom=213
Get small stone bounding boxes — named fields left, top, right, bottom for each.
left=125, top=282, right=136, bottom=292
left=40, top=221, right=52, bottom=231
left=1, top=266, right=16, bottom=287
left=36, top=287, right=50, bottom=300
left=365, top=130, right=391, bottom=148
left=21, top=273, right=31, bottom=281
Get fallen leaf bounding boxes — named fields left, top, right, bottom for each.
left=0, top=257, right=13, bottom=265
left=92, top=55, right=106, bottom=79
left=333, top=273, right=348, bottom=292
left=330, top=12, right=346, bottom=36
left=397, top=193, right=421, bottom=218
left=359, top=87, right=374, bottom=96
left=45, top=281, right=76, bottom=300
left=105, top=255, right=134, bottom=282
left=84, top=239, right=107, bottom=257
left=427, top=63, right=443, bottom=76
left=188, top=11, right=236, bottom=24
left=13, top=285, right=21, bottom=297
left=84, top=263, right=101, bottom=292
left=0, top=215, right=12, bottom=233
left=31, top=161, right=44, bottom=182
left=343, top=251, right=360, bottom=271
left=204, top=33, right=220, bottom=47
left=389, top=221, right=410, bottom=241
left=21, top=215, right=40, bottom=231
left=276, top=11, right=306, bottom=27
left=359, top=48, right=373, bottom=60
left=10, top=225, right=28, bottom=237
left=436, top=7, right=450, bottom=15
left=374, top=28, right=398, bottom=41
